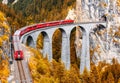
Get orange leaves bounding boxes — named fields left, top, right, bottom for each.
left=118, top=78, right=120, bottom=83
left=0, top=12, right=6, bottom=22
left=1, top=35, right=9, bottom=41
left=0, top=60, right=10, bottom=82
left=0, top=11, right=10, bottom=46
left=28, top=48, right=52, bottom=82
left=107, top=72, right=115, bottom=83
left=29, top=57, right=37, bottom=70
left=36, top=34, right=43, bottom=49
left=28, top=47, right=120, bottom=83
left=28, top=48, right=81, bottom=83
left=0, top=37, right=3, bottom=47
left=0, top=11, right=10, bottom=82
left=61, top=67, right=81, bottom=83
left=0, top=12, right=9, bottom=33
left=117, top=0, right=120, bottom=6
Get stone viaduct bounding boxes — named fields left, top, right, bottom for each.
left=20, top=22, right=106, bottom=73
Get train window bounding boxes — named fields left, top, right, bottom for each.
left=18, top=51, right=20, bottom=55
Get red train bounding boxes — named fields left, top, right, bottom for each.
left=20, top=20, right=74, bottom=36
left=13, top=31, right=24, bottom=60
left=14, top=50, right=24, bottom=60
left=13, top=20, right=74, bottom=60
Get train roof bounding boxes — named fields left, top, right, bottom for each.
left=18, top=20, right=72, bottom=31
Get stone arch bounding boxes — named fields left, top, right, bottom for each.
left=21, top=35, right=27, bottom=44
left=70, top=26, right=86, bottom=68
left=70, top=25, right=89, bottom=73
left=52, top=28, right=70, bottom=68
left=37, top=31, right=50, bottom=58
left=74, top=26, right=86, bottom=56
left=26, top=35, right=34, bottom=48
left=70, top=27, right=78, bottom=67
left=52, top=28, right=67, bottom=59
left=52, top=29, right=62, bottom=62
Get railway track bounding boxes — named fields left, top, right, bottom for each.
left=14, top=60, right=32, bottom=83
left=17, top=61, right=26, bottom=83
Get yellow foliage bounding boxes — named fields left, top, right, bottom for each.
left=107, top=72, right=115, bottom=83
left=36, top=34, right=43, bottom=49
left=0, top=11, right=9, bottom=34
left=0, top=66, right=9, bottom=77
left=118, top=78, right=120, bottom=83
left=62, top=67, right=81, bottom=83
left=2, top=23, right=10, bottom=33
left=0, top=11, right=10, bottom=82
left=39, top=77, right=56, bottom=83
left=29, top=57, right=38, bottom=70
left=1, top=79, right=8, bottom=83
left=117, top=0, right=120, bottom=6
left=28, top=47, right=120, bottom=83
left=1, top=35, right=9, bottom=41
left=0, top=12, right=6, bottom=22
left=28, top=48, right=52, bottom=82
left=0, top=60, right=10, bottom=82
left=0, top=37, right=3, bottom=46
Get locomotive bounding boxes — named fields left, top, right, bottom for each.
left=13, top=30, right=24, bottom=60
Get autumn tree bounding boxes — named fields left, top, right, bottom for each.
left=90, top=64, right=101, bottom=83
left=61, top=67, right=81, bottom=83
left=52, top=29, right=62, bottom=62
left=0, top=11, right=10, bottom=83
left=118, top=78, right=120, bottom=83
left=107, top=72, right=115, bottom=83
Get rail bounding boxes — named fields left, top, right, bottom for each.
left=14, top=60, right=32, bottom=83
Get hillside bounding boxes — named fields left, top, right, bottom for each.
left=0, top=11, right=10, bottom=83
left=12, top=0, right=76, bottom=22
left=1, top=0, right=120, bottom=82
left=0, top=0, right=75, bottom=34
